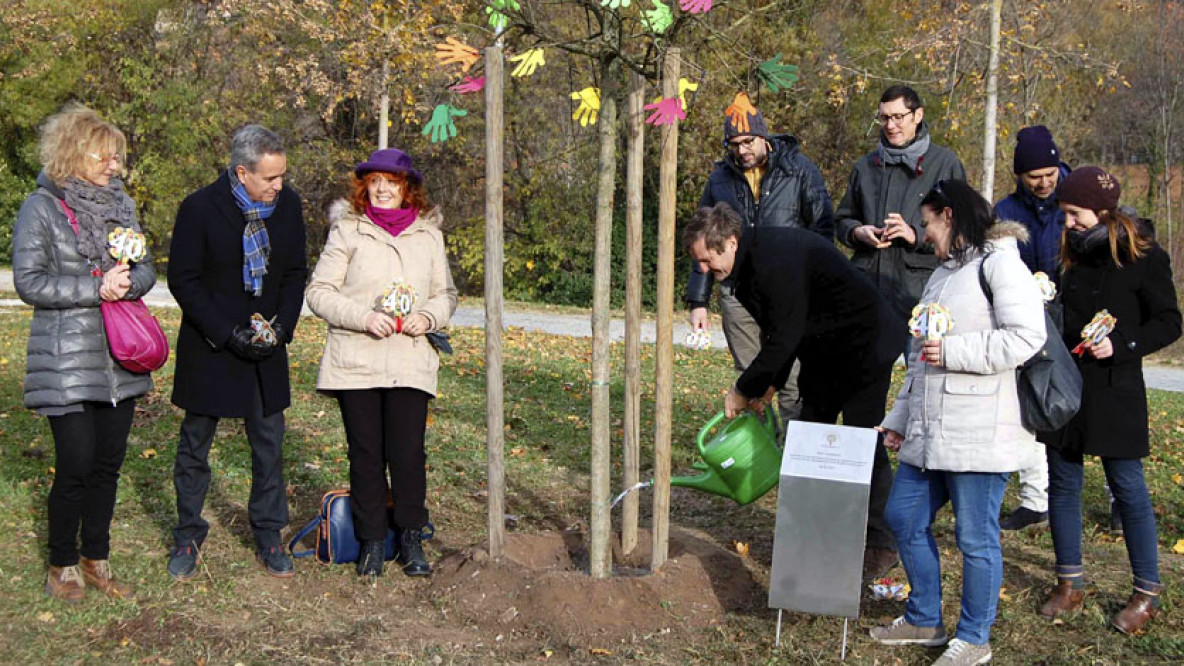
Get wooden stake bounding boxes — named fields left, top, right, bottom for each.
left=651, top=48, right=680, bottom=571
left=622, top=71, right=645, bottom=556
left=484, top=46, right=506, bottom=559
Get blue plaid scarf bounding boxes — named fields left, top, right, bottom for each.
left=229, top=169, right=275, bottom=297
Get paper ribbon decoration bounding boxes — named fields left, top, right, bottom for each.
left=908, top=302, right=954, bottom=341
left=724, top=92, right=758, bottom=134
left=107, top=226, right=147, bottom=264
left=1072, top=309, right=1117, bottom=356
left=644, top=96, right=685, bottom=125
left=377, top=279, right=419, bottom=334
left=509, top=48, right=545, bottom=78
left=684, top=328, right=712, bottom=351
left=601, top=0, right=631, bottom=6
left=449, top=76, right=485, bottom=94
left=434, top=37, right=480, bottom=74
left=679, top=0, right=713, bottom=13
left=1033, top=271, right=1057, bottom=302
left=422, top=104, right=468, bottom=143
left=486, top=0, right=520, bottom=31
left=870, top=578, right=910, bottom=601
left=249, top=313, right=278, bottom=346
left=756, top=54, right=800, bottom=94
left=570, top=87, right=601, bottom=127
left=641, top=0, right=673, bottom=34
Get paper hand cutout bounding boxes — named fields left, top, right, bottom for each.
left=679, top=0, right=712, bottom=13
left=724, top=92, right=758, bottom=134
left=641, top=0, right=674, bottom=34
left=677, top=77, right=699, bottom=109
left=601, top=0, right=631, bottom=7
left=434, top=37, right=481, bottom=74
left=107, top=227, right=147, bottom=264
left=570, top=87, right=601, bottom=127
left=486, top=0, right=520, bottom=31
left=422, top=104, right=468, bottom=143
left=756, top=53, right=800, bottom=94
left=449, top=76, right=485, bottom=94
left=509, top=48, right=545, bottom=78
left=644, top=96, right=685, bottom=125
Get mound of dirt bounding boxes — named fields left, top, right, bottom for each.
left=427, top=526, right=765, bottom=645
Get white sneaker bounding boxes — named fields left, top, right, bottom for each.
left=932, top=638, right=992, bottom=665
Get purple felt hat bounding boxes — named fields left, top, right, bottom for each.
left=354, top=148, right=423, bottom=183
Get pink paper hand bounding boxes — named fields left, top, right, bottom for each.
left=449, top=76, right=486, bottom=94
left=643, top=96, right=686, bottom=125
left=679, top=0, right=713, bottom=14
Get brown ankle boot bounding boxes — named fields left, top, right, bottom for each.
left=45, top=565, right=86, bottom=604
left=1112, top=592, right=1159, bottom=634
left=1040, top=580, right=1086, bottom=618
left=80, top=558, right=135, bottom=599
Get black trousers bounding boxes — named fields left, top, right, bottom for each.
left=47, top=399, right=136, bottom=566
left=173, top=383, right=288, bottom=549
left=799, top=365, right=896, bottom=550
left=336, top=388, right=431, bottom=541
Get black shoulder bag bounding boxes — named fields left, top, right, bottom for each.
left=978, top=254, right=1083, bottom=433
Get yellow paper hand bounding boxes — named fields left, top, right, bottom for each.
left=677, top=77, right=699, bottom=110
left=724, top=92, right=758, bottom=134
left=509, top=48, right=545, bottom=78
left=434, top=37, right=480, bottom=74
left=570, top=87, right=600, bottom=127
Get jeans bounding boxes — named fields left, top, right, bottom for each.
left=336, top=388, right=431, bottom=539
left=173, top=384, right=288, bottom=549
left=1046, top=447, right=1160, bottom=591
left=885, top=463, right=1009, bottom=645
left=46, top=400, right=136, bottom=566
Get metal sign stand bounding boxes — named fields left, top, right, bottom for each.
left=774, top=612, right=850, bottom=662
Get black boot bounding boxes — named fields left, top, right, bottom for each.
left=357, top=540, right=384, bottom=577
left=396, top=528, right=432, bottom=577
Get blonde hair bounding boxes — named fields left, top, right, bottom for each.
left=38, top=103, right=126, bottom=185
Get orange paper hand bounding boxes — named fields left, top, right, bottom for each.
left=434, top=37, right=480, bottom=74
left=724, top=92, right=758, bottom=134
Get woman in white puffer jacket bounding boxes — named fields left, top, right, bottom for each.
left=870, top=179, right=1046, bottom=666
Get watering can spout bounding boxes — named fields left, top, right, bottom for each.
left=669, top=470, right=735, bottom=499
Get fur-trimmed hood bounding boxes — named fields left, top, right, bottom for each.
left=327, top=198, right=443, bottom=230
left=986, top=220, right=1030, bottom=244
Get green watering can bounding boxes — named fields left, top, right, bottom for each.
left=669, top=406, right=783, bottom=505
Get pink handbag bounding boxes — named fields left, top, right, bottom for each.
left=59, top=200, right=169, bottom=374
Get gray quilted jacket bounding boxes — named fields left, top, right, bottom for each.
left=12, top=173, right=156, bottom=409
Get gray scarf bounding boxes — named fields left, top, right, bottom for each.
left=60, top=177, right=137, bottom=272
left=878, top=122, right=931, bottom=174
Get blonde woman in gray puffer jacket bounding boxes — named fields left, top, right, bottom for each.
left=13, top=105, right=155, bottom=603
left=870, top=179, right=1045, bottom=666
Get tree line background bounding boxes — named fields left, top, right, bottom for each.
left=3, top=0, right=1182, bottom=307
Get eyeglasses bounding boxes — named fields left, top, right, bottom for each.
left=874, top=110, right=916, bottom=126
left=727, top=136, right=760, bottom=152
left=87, top=152, right=123, bottom=165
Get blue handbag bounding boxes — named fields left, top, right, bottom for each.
left=287, top=490, right=398, bottom=564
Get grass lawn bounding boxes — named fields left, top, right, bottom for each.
left=0, top=304, right=1182, bottom=664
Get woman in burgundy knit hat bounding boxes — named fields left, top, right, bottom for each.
left=1039, top=166, right=1180, bottom=634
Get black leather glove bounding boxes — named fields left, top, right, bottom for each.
left=227, top=326, right=274, bottom=362
left=271, top=322, right=289, bottom=346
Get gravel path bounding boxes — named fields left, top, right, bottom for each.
left=5, top=269, right=1184, bottom=392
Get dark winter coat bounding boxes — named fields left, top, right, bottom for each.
left=730, top=226, right=907, bottom=408
left=168, top=170, right=308, bottom=417
left=1053, top=228, right=1181, bottom=459
left=993, top=163, right=1071, bottom=278
left=13, top=173, right=156, bottom=409
left=835, top=126, right=966, bottom=322
left=685, top=134, right=834, bottom=306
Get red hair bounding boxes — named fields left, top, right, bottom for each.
left=348, top=171, right=429, bottom=214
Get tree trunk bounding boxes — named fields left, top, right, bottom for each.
left=622, top=71, right=645, bottom=557
left=378, top=61, right=390, bottom=150
left=981, top=0, right=1002, bottom=201
left=483, top=46, right=506, bottom=559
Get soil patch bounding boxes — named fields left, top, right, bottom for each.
left=428, top=526, right=765, bottom=646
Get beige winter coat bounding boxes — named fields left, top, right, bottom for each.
left=880, top=223, right=1046, bottom=473
left=306, top=201, right=457, bottom=395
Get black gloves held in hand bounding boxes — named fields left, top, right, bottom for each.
left=227, top=326, right=275, bottom=362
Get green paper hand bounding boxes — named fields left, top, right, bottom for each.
left=570, top=87, right=601, bottom=127
left=757, top=54, right=800, bottom=94
left=486, top=0, right=520, bottom=31
left=510, top=48, right=546, bottom=78
left=641, top=0, right=673, bottom=34
left=601, top=0, right=631, bottom=7
left=422, top=104, right=467, bottom=143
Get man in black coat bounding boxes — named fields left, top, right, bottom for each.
left=687, top=94, right=834, bottom=424
left=166, top=125, right=308, bottom=580
left=685, top=202, right=905, bottom=568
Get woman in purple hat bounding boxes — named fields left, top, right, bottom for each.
left=1038, top=166, right=1180, bottom=634
left=306, top=148, right=456, bottom=578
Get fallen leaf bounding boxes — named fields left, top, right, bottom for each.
left=998, top=587, right=1011, bottom=601
left=1172, top=473, right=1183, bottom=485
left=734, top=541, right=750, bottom=557
left=140, top=448, right=157, bottom=459
left=1172, top=538, right=1184, bottom=555
left=510, top=447, right=525, bottom=456
left=590, top=648, right=613, bottom=656
left=37, top=611, right=55, bottom=623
